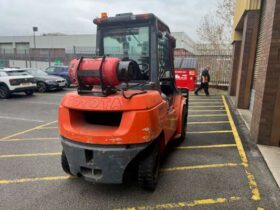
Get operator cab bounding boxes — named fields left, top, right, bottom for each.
left=94, top=13, right=177, bottom=101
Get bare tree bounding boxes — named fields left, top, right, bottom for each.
left=197, top=0, right=236, bottom=50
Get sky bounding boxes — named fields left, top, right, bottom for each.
left=0, top=0, right=217, bottom=41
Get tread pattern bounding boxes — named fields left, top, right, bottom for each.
left=138, top=144, right=160, bottom=191
left=61, top=151, right=72, bottom=175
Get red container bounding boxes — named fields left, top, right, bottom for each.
left=175, top=68, right=197, bottom=91
left=174, top=57, right=197, bottom=91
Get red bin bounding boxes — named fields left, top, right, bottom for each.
left=174, top=57, right=197, bottom=92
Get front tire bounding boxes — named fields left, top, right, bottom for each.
left=138, top=143, right=160, bottom=191
left=61, top=150, right=73, bottom=175
left=0, top=86, right=10, bottom=99
left=37, top=82, right=47, bottom=93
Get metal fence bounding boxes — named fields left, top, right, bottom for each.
left=191, top=54, right=232, bottom=87
left=0, top=47, right=232, bottom=87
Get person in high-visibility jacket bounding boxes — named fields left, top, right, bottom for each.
left=195, top=66, right=210, bottom=96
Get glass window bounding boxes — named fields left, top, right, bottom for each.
left=103, top=26, right=150, bottom=80
left=6, top=70, right=29, bottom=76
left=27, top=69, right=48, bottom=77
left=45, top=67, right=55, bottom=73
left=158, top=35, right=171, bottom=79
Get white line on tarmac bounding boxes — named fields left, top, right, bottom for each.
left=21, top=101, right=59, bottom=105
left=0, top=115, right=44, bottom=123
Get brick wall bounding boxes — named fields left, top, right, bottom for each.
left=251, top=0, right=280, bottom=146
left=236, top=10, right=260, bottom=109
left=229, top=41, right=242, bottom=96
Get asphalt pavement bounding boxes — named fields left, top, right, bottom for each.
left=0, top=89, right=279, bottom=210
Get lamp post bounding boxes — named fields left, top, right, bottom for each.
left=32, top=26, right=38, bottom=48
left=32, top=26, right=38, bottom=68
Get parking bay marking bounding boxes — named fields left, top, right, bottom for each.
left=188, top=114, right=228, bottom=117
left=38, top=127, right=58, bottom=129
left=0, top=152, right=61, bottom=159
left=114, top=196, right=241, bottom=210
left=0, top=137, right=58, bottom=142
left=187, top=130, right=232, bottom=134
left=0, top=144, right=237, bottom=158
left=0, top=163, right=241, bottom=185
left=161, top=163, right=241, bottom=172
left=188, top=121, right=229, bottom=125
left=0, top=176, right=75, bottom=185
left=222, top=96, right=261, bottom=201
left=189, top=102, right=224, bottom=105
left=0, top=115, right=44, bottom=123
left=189, top=110, right=225, bottom=112
left=35, top=93, right=66, bottom=97
left=176, top=144, right=236, bottom=149
left=0, top=120, right=57, bottom=141
left=189, top=99, right=223, bottom=101
left=20, top=101, right=60, bottom=106
left=189, top=105, right=225, bottom=108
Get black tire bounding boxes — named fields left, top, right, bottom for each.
left=61, top=150, right=73, bottom=175
left=138, top=143, right=160, bottom=191
left=0, top=85, right=10, bottom=99
left=25, top=90, right=34, bottom=96
left=176, top=103, right=188, bottom=144
left=37, top=82, right=47, bottom=93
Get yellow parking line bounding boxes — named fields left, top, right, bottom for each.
left=114, top=196, right=241, bottom=210
left=222, top=96, right=261, bottom=201
left=176, top=144, right=236, bottom=149
left=189, top=114, right=227, bottom=117
left=190, top=102, right=224, bottom=105
left=35, top=93, right=66, bottom=97
left=0, top=176, right=75, bottom=185
left=0, top=152, right=61, bottom=159
left=188, top=121, right=229, bottom=125
left=0, top=137, right=58, bottom=142
left=38, top=127, right=58, bottom=129
left=190, top=106, right=225, bottom=108
left=257, top=208, right=264, bottom=210
left=189, top=110, right=225, bottom=112
left=161, top=163, right=241, bottom=172
left=189, top=99, right=223, bottom=101
left=187, top=130, right=232, bottom=134
left=0, top=120, right=57, bottom=140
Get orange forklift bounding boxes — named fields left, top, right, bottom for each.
left=59, top=13, right=188, bottom=190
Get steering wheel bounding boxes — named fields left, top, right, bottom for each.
left=138, top=63, right=149, bottom=74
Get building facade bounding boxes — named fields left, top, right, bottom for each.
left=0, top=32, right=195, bottom=54
left=229, top=0, right=280, bottom=146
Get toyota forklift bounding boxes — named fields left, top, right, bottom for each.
left=59, top=13, right=188, bottom=190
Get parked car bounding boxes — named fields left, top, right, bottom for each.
left=0, top=68, right=36, bottom=99
left=45, top=66, right=71, bottom=87
left=25, top=68, right=66, bottom=93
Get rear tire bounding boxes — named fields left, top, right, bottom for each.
left=0, top=85, right=10, bottom=99
left=176, top=103, right=188, bottom=144
left=37, top=82, right=47, bottom=93
left=138, top=143, right=160, bottom=191
left=61, top=150, right=73, bottom=175
left=25, top=90, right=34, bottom=96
